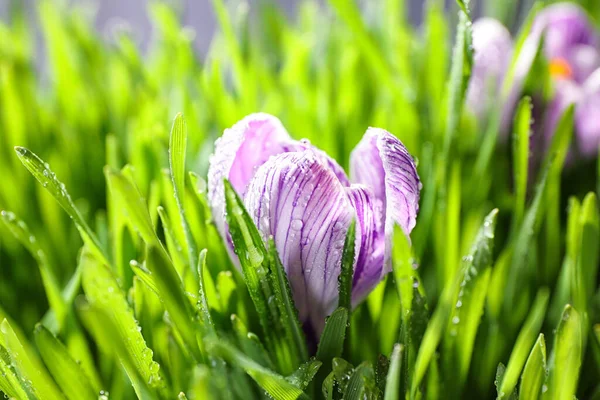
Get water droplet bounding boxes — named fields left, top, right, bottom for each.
left=291, top=219, right=303, bottom=230
left=452, top=316, right=460, bottom=324
left=456, top=300, right=463, bottom=308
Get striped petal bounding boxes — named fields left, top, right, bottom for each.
left=244, top=151, right=354, bottom=334
left=207, top=113, right=349, bottom=241
left=350, top=128, right=421, bottom=239
left=346, top=185, right=384, bottom=303
left=208, top=113, right=294, bottom=239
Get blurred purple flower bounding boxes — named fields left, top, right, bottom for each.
left=208, top=113, right=421, bottom=333
left=468, top=4, right=600, bottom=158
left=466, top=18, right=514, bottom=126
left=532, top=3, right=600, bottom=157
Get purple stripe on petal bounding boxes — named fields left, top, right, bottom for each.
left=244, top=151, right=353, bottom=335
left=350, top=128, right=421, bottom=281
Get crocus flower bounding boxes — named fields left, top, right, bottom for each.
left=468, top=4, right=600, bottom=158
left=208, top=113, right=421, bottom=334
left=466, top=18, right=514, bottom=126
left=530, top=3, right=600, bottom=158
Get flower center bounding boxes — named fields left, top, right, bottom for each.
left=549, top=57, right=573, bottom=80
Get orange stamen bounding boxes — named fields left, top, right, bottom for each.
left=549, top=58, right=573, bottom=79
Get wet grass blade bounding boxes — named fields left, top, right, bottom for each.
left=444, top=209, right=498, bottom=394
left=316, top=307, right=349, bottom=364
left=146, top=244, right=203, bottom=361
left=412, top=208, right=496, bottom=396
left=1, top=210, right=66, bottom=330
left=519, top=334, right=546, bottom=399
left=197, top=249, right=216, bottom=334
left=13, top=146, right=106, bottom=261
left=286, top=359, right=322, bottom=390
left=0, top=344, right=29, bottom=399
left=545, top=305, right=582, bottom=400
left=497, top=288, right=549, bottom=399
left=267, top=239, right=309, bottom=364
left=384, top=344, right=403, bottom=400
left=206, top=338, right=309, bottom=400
left=105, top=166, right=160, bottom=247
left=33, top=324, right=96, bottom=400
left=344, top=362, right=378, bottom=400
left=338, top=219, right=356, bottom=311
left=79, top=249, right=163, bottom=390
left=1, top=319, right=65, bottom=400
left=223, top=180, right=273, bottom=338
left=442, top=1, right=472, bottom=162
left=169, top=113, right=199, bottom=277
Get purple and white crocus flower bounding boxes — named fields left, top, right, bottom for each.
left=208, top=113, right=421, bottom=334
left=467, top=3, right=600, bottom=158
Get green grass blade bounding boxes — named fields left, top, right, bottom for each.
left=344, top=362, right=377, bottom=400
left=146, top=244, right=203, bottom=361
left=196, top=249, right=216, bottom=335
left=0, top=344, right=30, bottom=399
left=498, top=288, right=550, bottom=399
left=1, top=319, right=65, bottom=400
left=206, top=339, right=309, bottom=400
left=80, top=249, right=163, bottom=389
left=1, top=210, right=66, bottom=330
left=267, top=239, right=309, bottom=364
left=512, top=97, right=532, bottom=228
left=444, top=209, right=498, bottom=394
left=223, top=179, right=273, bottom=336
left=316, top=307, right=349, bottom=364
left=169, top=113, right=199, bottom=278
left=338, top=219, right=356, bottom=311
left=545, top=305, right=582, bottom=400
left=384, top=344, right=403, bottom=400
left=442, top=2, right=472, bottom=162
left=77, top=302, right=158, bottom=400
left=33, top=324, right=96, bottom=400
left=13, top=146, right=106, bottom=261
left=412, top=208, right=496, bottom=396
left=286, top=359, right=322, bottom=390
left=519, top=334, right=547, bottom=399
left=105, top=166, right=160, bottom=246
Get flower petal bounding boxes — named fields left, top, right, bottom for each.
left=533, top=3, right=598, bottom=62
left=544, top=78, right=582, bottom=149
left=244, top=151, right=354, bottom=334
left=350, top=128, right=421, bottom=238
left=466, top=18, right=513, bottom=121
left=575, top=68, right=600, bottom=158
left=207, top=113, right=351, bottom=240
left=208, top=113, right=294, bottom=239
left=345, top=185, right=384, bottom=304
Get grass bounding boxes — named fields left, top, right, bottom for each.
left=1, top=0, right=600, bottom=398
